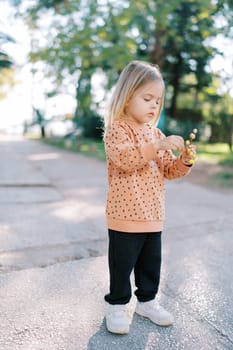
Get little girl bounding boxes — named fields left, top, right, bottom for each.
left=103, top=60, right=196, bottom=334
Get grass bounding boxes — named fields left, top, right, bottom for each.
left=196, top=142, right=233, bottom=188
left=43, top=136, right=106, bottom=161
left=42, top=137, right=233, bottom=168
left=210, top=171, right=233, bottom=188
left=32, top=135, right=233, bottom=165
left=197, top=142, right=233, bottom=166
left=30, top=135, right=233, bottom=189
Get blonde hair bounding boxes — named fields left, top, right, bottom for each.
left=104, top=60, right=165, bottom=132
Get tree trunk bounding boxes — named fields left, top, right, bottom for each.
left=41, top=125, right=45, bottom=138
left=149, top=28, right=166, bottom=68
left=74, top=70, right=92, bottom=123
left=228, top=114, right=233, bottom=152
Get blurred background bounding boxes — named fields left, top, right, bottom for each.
left=0, top=0, right=233, bottom=179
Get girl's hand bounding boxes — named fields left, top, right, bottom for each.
left=156, top=135, right=185, bottom=152
left=180, top=144, right=197, bottom=165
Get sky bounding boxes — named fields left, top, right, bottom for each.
left=0, top=1, right=232, bottom=131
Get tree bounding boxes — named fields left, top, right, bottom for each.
left=148, top=1, right=227, bottom=119
left=0, top=32, right=14, bottom=69
left=0, top=68, right=16, bottom=100
left=11, top=0, right=233, bottom=141
left=0, top=32, right=16, bottom=99
left=20, top=0, right=142, bottom=132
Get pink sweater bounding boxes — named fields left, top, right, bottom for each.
left=104, top=119, right=191, bottom=233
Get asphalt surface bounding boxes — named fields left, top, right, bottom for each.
left=0, top=134, right=233, bottom=350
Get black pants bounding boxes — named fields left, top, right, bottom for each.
left=105, top=229, right=162, bottom=305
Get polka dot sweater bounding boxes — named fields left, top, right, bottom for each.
left=104, top=119, right=192, bottom=233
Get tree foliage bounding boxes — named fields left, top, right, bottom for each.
left=11, top=0, right=233, bottom=143
left=0, top=32, right=16, bottom=99
left=0, top=32, right=15, bottom=70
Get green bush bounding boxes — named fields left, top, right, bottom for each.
left=78, top=114, right=104, bottom=140
left=162, top=115, right=202, bottom=140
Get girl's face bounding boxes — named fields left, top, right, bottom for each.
left=124, top=80, right=164, bottom=126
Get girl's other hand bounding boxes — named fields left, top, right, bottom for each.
left=157, top=135, right=185, bottom=152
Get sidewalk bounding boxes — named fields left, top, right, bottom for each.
left=0, top=135, right=233, bottom=349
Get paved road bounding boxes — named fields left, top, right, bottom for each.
left=0, top=134, right=232, bottom=350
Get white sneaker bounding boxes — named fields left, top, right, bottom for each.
left=135, top=299, right=174, bottom=326
left=105, top=304, right=130, bottom=334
